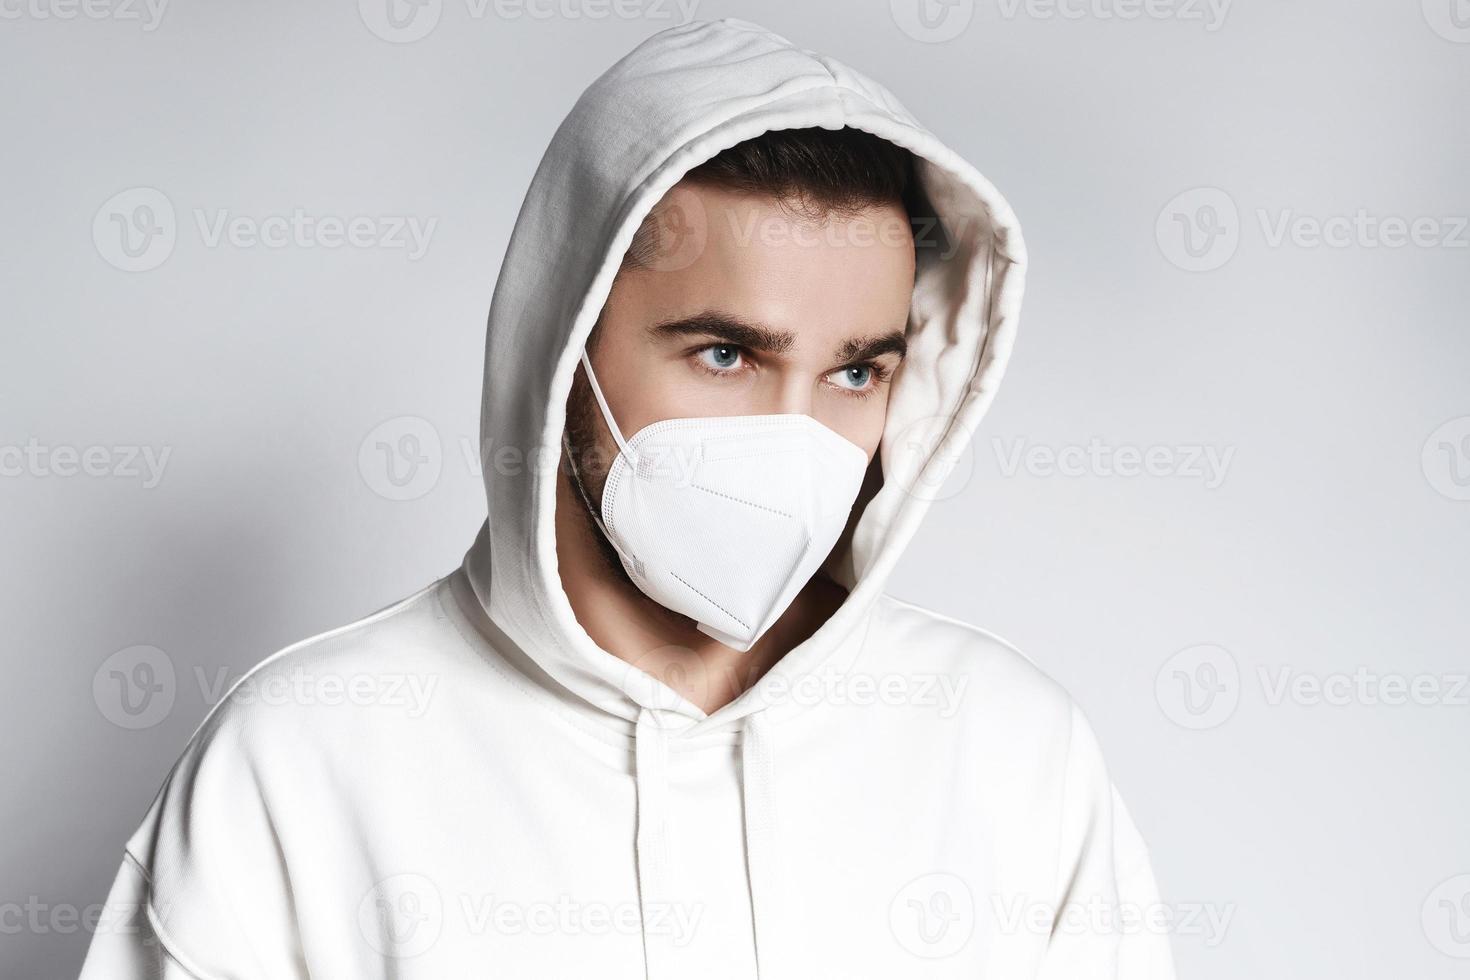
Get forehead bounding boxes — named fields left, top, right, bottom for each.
left=614, top=181, right=916, bottom=347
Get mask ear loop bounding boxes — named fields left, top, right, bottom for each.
left=563, top=348, right=640, bottom=570
left=561, top=429, right=616, bottom=542
left=579, top=348, right=636, bottom=463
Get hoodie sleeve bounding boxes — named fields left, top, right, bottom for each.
left=78, top=851, right=210, bottom=979
left=76, top=709, right=307, bottom=980
left=1037, top=701, right=1177, bottom=980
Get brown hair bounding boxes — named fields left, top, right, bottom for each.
left=621, top=126, right=933, bottom=271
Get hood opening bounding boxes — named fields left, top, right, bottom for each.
left=462, top=18, right=1026, bottom=733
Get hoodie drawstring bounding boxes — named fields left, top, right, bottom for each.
left=741, top=709, right=780, bottom=980
left=632, top=707, right=779, bottom=980
left=634, top=708, right=671, bottom=979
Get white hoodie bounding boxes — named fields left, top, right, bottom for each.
left=80, top=18, right=1176, bottom=980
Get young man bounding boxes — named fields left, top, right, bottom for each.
left=81, top=18, right=1175, bottom=979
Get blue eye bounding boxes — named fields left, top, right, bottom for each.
left=834, top=364, right=873, bottom=390
left=699, top=345, right=743, bottom=371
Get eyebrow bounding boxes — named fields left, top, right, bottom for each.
left=646, top=311, right=908, bottom=364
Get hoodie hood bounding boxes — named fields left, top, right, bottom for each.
left=462, top=17, right=1026, bottom=734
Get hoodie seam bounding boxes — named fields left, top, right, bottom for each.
left=877, top=592, right=1047, bottom=673
left=1050, top=704, right=1082, bottom=935
left=172, top=581, right=444, bottom=765
left=121, top=849, right=217, bottom=980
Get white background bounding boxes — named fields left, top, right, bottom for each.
left=2, top=1, right=1467, bottom=976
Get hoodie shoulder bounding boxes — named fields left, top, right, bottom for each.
left=869, top=590, right=1073, bottom=717
left=210, top=575, right=457, bottom=713
left=106, top=577, right=466, bottom=976
left=135, top=573, right=464, bottom=817
left=169, top=575, right=468, bottom=755
left=866, top=593, right=1176, bottom=975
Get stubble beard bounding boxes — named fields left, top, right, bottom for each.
left=562, top=365, right=635, bottom=589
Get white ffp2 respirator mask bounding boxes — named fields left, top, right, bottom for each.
left=564, top=348, right=870, bottom=653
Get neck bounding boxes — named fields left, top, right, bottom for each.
left=553, top=467, right=845, bottom=714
